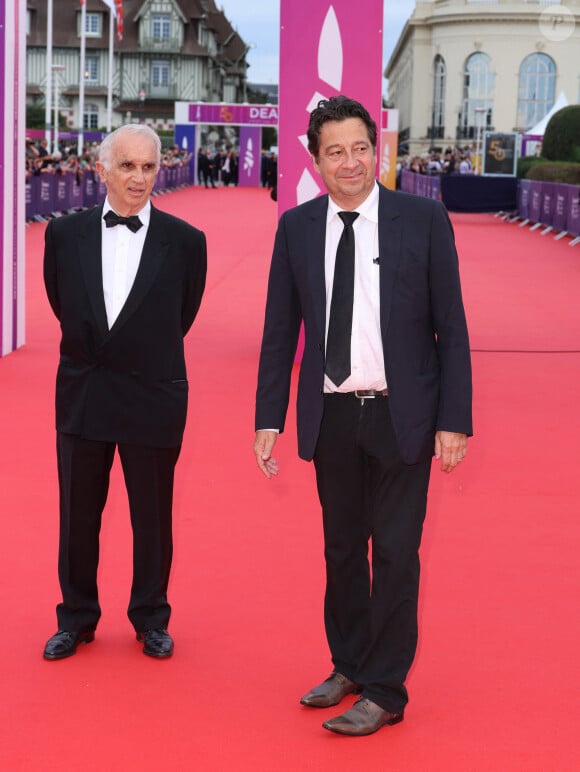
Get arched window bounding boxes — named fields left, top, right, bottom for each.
left=458, top=52, right=494, bottom=140
left=430, top=55, right=446, bottom=140
left=517, top=54, right=556, bottom=130
left=83, top=103, right=99, bottom=130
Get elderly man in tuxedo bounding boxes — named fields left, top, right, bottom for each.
left=254, top=97, right=472, bottom=735
left=43, top=124, right=207, bottom=660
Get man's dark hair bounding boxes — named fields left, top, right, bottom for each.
left=307, top=96, right=377, bottom=159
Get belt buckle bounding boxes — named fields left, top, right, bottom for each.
left=354, top=390, right=375, bottom=405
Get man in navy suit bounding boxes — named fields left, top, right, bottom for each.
left=254, top=97, right=472, bottom=735
left=43, top=124, right=206, bottom=660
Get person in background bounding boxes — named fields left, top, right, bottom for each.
left=42, top=124, right=207, bottom=661
left=254, top=96, right=472, bottom=736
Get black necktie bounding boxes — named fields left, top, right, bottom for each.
left=325, top=211, right=359, bottom=386
left=103, top=210, right=143, bottom=233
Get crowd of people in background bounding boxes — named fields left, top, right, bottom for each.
left=27, top=133, right=478, bottom=195
left=25, top=134, right=280, bottom=196
left=397, top=144, right=475, bottom=188
left=195, top=147, right=278, bottom=190
left=25, top=136, right=193, bottom=181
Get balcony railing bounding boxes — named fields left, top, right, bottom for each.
left=427, top=126, right=445, bottom=139
left=147, top=83, right=179, bottom=99
left=141, top=37, right=181, bottom=53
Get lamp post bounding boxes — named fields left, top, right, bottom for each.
left=474, top=107, right=487, bottom=175
left=139, top=89, right=146, bottom=123
left=52, top=64, right=66, bottom=155
left=241, top=43, right=256, bottom=102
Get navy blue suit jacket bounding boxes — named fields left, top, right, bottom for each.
left=256, top=184, right=472, bottom=463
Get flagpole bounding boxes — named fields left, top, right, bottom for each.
left=45, top=0, right=53, bottom=145
left=78, top=1, right=87, bottom=155
left=107, top=8, right=114, bottom=132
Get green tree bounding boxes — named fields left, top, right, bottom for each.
left=542, top=105, right=580, bottom=163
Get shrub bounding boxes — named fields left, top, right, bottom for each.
left=541, top=105, right=580, bottom=162
left=517, top=155, right=548, bottom=179
left=526, top=161, right=580, bottom=185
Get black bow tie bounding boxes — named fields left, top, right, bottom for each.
left=104, top=210, right=143, bottom=233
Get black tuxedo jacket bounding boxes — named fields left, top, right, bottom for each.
left=256, top=184, right=472, bottom=463
left=44, top=204, right=207, bottom=448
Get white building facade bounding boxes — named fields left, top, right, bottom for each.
left=385, top=0, right=580, bottom=154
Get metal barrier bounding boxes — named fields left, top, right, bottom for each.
left=26, top=162, right=195, bottom=221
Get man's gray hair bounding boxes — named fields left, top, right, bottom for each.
left=98, top=124, right=162, bottom=169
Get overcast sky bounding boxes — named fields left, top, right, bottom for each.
left=218, top=0, right=417, bottom=91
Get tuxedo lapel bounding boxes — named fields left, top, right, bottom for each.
left=377, top=185, right=403, bottom=337
left=79, top=206, right=109, bottom=341
left=303, top=195, right=329, bottom=339
left=108, top=205, right=168, bottom=337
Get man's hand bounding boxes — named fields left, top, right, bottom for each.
left=434, top=431, right=468, bottom=473
left=254, top=430, right=280, bottom=479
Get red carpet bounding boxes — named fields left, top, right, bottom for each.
left=0, top=191, right=578, bottom=770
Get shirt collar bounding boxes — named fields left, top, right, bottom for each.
left=327, top=181, right=379, bottom=224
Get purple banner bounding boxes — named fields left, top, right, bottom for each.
left=25, top=168, right=193, bottom=220
left=39, top=176, right=56, bottom=216
left=400, top=170, right=416, bottom=194
left=238, top=126, right=262, bottom=187
left=70, top=173, right=84, bottom=208
left=0, top=0, right=5, bottom=351
left=518, top=179, right=531, bottom=219
left=552, top=184, right=569, bottom=231
left=567, top=187, right=580, bottom=236
left=528, top=181, right=543, bottom=223
left=541, top=183, right=554, bottom=227
left=278, top=0, right=383, bottom=215
left=188, top=102, right=278, bottom=127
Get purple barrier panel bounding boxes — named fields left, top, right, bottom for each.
left=38, top=174, right=56, bottom=216
left=415, top=175, right=425, bottom=197
left=25, top=177, right=35, bottom=219
left=69, top=172, right=83, bottom=209
left=566, top=186, right=580, bottom=236
left=82, top=171, right=98, bottom=208
left=430, top=176, right=441, bottom=200
left=188, top=157, right=196, bottom=185
left=96, top=178, right=107, bottom=203
left=528, top=180, right=542, bottom=222
left=400, top=170, right=414, bottom=194
left=541, top=182, right=555, bottom=227
left=55, top=173, right=71, bottom=212
left=518, top=179, right=531, bottom=219
left=552, top=184, right=570, bottom=231
left=155, top=167, right=167, bottom=191
left=169, top=167, right=178, bottom=188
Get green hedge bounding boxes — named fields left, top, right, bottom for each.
left=542, top=105, right=580, bottom=163
left=526, top=161, right=580, bottom=184
left=517, top=156, right=548, bottom=179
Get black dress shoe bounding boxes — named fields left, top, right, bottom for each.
left=322, top=697, right=404, bottom=736
left=43, top=630, right=95, bottom=660
left=300, top=672, right=361, bottom=708
left=136, top=628, right=174, bottom=658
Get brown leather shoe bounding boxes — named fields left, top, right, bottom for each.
left=322, top=697, right=404, bottom=736
left=300, top=672, right=361, bottom=708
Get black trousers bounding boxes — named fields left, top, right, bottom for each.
left=313, top=394, right=432, bottom=713
left=55, top=433, right=180, bottom=633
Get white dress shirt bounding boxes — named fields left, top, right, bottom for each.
left=324, top=182, right=387, bottom=392
left=101, top=197, right=151, bottom=329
